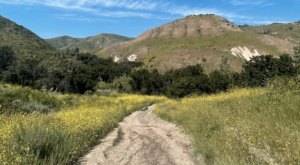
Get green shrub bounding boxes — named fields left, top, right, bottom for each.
left=112, top=75, right=133, bottom=93
left=0, top=84, right=60, bottom=114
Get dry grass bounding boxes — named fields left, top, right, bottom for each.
left=0, top=84, right=165, bottom=164
left=155, top=83, right=300, bottom=164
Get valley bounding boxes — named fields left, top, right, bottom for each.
left=0, top=10, right=300, bottom=165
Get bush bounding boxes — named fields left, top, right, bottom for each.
left=0, top=84, right=60, bottom=114
left=112, top=75, right=133, bottom=93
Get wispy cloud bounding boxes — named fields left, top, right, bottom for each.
left=0, top=0, right=243, bottom=20
left=229, top=0, right=273, bottom=6
left=0, top=0, right=287, bottom=25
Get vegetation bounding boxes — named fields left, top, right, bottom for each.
left=0, top=16, right=53, bottom=58
left=0, top=84, right=61, bottom=114
left=241, top=22, right=300, bottom=43
left=0, top=46, right=141, bottom=93
left=1, top=45, right=298, bottom=98
left=155, top=76, right=300, bottom=164
left=1, top=14, right=299, bottom=165
left=129, top=54, right=297, bottom=98
left=0, top=83, right=165, bottom=164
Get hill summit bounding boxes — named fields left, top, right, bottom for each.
left=137, top=14, right=240, bottom=41
left=97, top=14, right=295, bottom=72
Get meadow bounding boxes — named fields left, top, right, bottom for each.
left=155, top=77, right=300, bottom=164
left=0, top=83, right=164, bottom=164
left=1, top=76, right=299, bottom=165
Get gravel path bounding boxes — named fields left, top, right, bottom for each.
left=80, top=105, right=205, bottom=165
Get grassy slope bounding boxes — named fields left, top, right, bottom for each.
left=0, top=16, right=54, bottom=59
left=46, top=36, right=83, bottom=49
left=0, top=84, right=165, bottom=164
left=61, top=34, right=132, bottom=54
left=102, top=31, right=281, bottom=72
left=241, top=23, right=300, bottom=43
left=155, top=79, right=300, bottom=164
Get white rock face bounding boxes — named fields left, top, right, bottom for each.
left=114, top=56, right=120, bottom=62
left=231, top=46, right=261, bottom=61
left=127, top=54, right=138, bottom=62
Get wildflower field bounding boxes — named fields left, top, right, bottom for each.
left=155, top=77, right=300, bottom=165
left=0, top=84, right=164, bottom=164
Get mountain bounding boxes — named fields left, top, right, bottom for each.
left=240, top=22, right=300, bottom=44
left=97, top=14, right=295, bottom=72
left=47, top=34, right=132, bottom=53
left=0, top=16, right=54, bottom=58
left=46, top=36, right=82, bottom=49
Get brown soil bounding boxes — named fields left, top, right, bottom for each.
left=80, top=105, right=205, bottom=165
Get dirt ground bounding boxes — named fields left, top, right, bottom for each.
left=80, top=105, right=205, bottom=165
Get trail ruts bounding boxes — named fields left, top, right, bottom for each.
left=80, top=105, right=205, bottom=165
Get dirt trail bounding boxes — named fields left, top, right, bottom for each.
left=80, top=105, right=205, bottom=165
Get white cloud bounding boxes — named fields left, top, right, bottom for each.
left=229, top=0, right=273, bottom=6
left=0, top=0, right=284, bottom=25
left=0, top=0, right=239, bottom=18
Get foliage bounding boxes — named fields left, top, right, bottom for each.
left=129, top=57, right=297, bottom=98
left=130, top=69, right=165, bottom=95
left=0, top=46, right=16, bottom=73
left=240, top=54, right=296, bottom=87
left=0, top=45, right=298, bottom=98
left=112, top=75, right=133, bottom=93
left=0, top=84, right=61, bottom=114
left=0, top=47, right=141, bottom=94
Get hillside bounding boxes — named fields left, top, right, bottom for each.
left=97, top=15, right=296, bottom=72
left=240, top=22, right=300, bottom=44
left=47, top=34, right=131, bottom=53
left=46, top=36, right=82, bottom=49
left=0, top=16, right=54, bottom=58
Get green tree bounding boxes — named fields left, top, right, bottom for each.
left=0, top=46, right=16, bottom=73
left=241, top=55, right=278, bottom=86
left=276, top=54, right=296, bottom=76
left=5, top=58, right=45, bottom=86
left=209, top=70, right=231, bottom=92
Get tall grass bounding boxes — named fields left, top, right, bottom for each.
left=155, top=77, right=300, bottom=164
left=0, top=84, right=165, bottom=164
left=0, top=83, right=61, bottom=114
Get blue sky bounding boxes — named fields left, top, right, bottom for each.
left=0, top=0, right=299, bottom=39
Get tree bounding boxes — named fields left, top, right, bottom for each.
left=5, top=58, right=45, bottom=86
left=0, top=46, right=16, bottom=73
left=130, top=69, right=165, bottom=95
left=276, top=54, right=296, bottom=76
left=241, top=55, right=297, bottom=87
left=209, top=70, right=231, bottom=92
left=241, top=55, right=278, bottom=86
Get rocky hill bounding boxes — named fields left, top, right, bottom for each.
left=97, top=14, right=295, bottom=72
